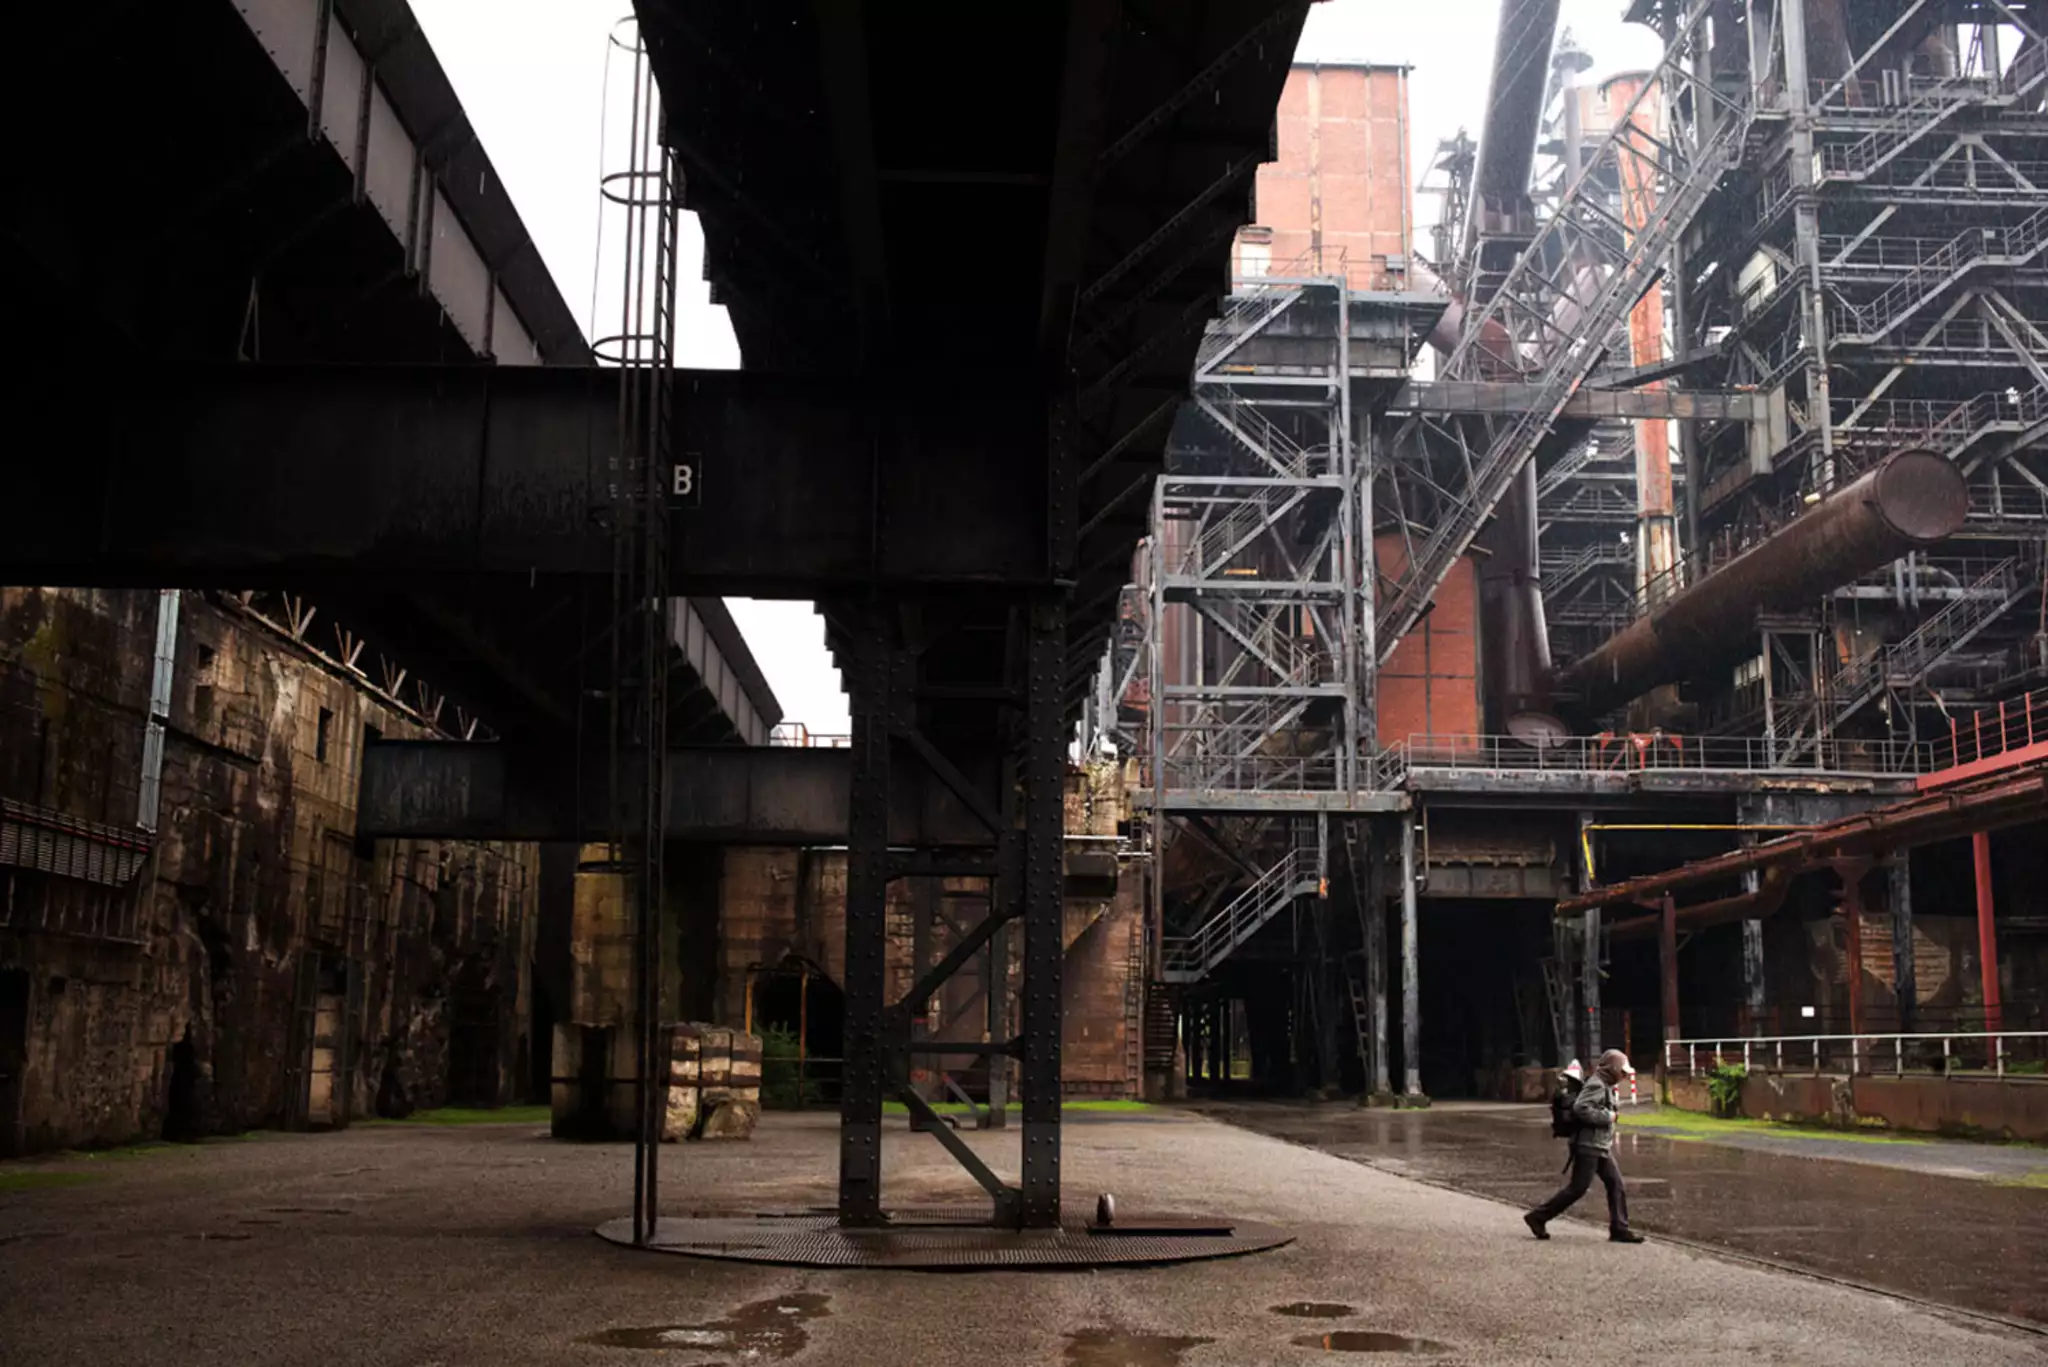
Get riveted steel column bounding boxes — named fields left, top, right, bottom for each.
left=1018, top=597, right=1067, bottom=1227
left=1890, top=856, right=1915, bottom=1033
left=1400, top=816, right=1422, bottom=1098
left=838, top=610, right=895, bottom=1226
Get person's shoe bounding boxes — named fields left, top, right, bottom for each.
left=1609, top=1228, right=1645, bottom=1244
left=1524, top=1213, right=1549, bottom=1241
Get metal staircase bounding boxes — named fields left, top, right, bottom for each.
left=1159, top=829, right=1322, bottom=984
left=1539, top=957, right=1574, bottom=1068
left=1823, top=78, right=1988, bottom=182
left=1374, top=0, right=1749, bottom=663
left=1822, top=553, right=2039, bottom=733
left=1833, top=206, right=2048, bottom=346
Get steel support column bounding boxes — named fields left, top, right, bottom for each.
left=1365, top=819, right=1390, bottom=1096
left=838, top=612, right=897, bottom=1226
left=1400, top=817, right=1422, bottom=1098
left=1974, top=832, right=2003, bottom=1034
left=1890, top=856, right=1916, bottom=1034
left=1018, top=599, right=1067, bottom=1227
left=1578, top=811, right=1601, bottom=1063
left=1659, top=893, right=1679, bottom=1045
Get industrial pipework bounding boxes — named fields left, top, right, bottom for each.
left=1564, top=450, right=1970, bottom=717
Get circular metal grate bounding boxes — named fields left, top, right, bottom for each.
left=595, top=1206, right=1293, bottom=1270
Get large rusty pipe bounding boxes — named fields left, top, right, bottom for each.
left=1467, top=0, right=1563, bottom=251
left=1565, top=450, right=1967, bottom=715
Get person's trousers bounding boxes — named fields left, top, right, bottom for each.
left=1531, top=1149, right=1630, bottom=1232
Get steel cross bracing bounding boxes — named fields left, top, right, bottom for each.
left=1145, top=261, right=1377, bottom=805
left=1374, top=0, right=1749, bottom=666
left=1652, top=3, right=2048, bottom=757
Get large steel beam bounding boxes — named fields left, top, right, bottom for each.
left=355, top=740, right=997, bottom=847
left=8, top=363, right=1054, bottom=596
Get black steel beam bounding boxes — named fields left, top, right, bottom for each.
left=355, top=740, right=997, bottom=846
left=9, top=363, right=1055, bottom=596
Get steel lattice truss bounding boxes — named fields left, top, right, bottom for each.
left=1669, top=0, right=2048, bottom=756
left=1375, top=0, right=1747, bottom=664
left=1134, top=268, right=1378, bottom=800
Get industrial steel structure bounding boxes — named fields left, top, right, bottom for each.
left=1121, top=1, right=2048, bottom=1105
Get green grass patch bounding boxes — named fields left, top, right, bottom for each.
left=1993, top=1170, right=2048, bottom=1190
left=881, top=1099, right=1153, bottom=1116
left=360, top=1103, right=552, bottom=1127
left=1625, top=1108, right=1930, bottom=1146
left=0, top=1169, right=103, bottom=1193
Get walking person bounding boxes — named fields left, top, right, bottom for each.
left=1524, top=1049, right=1644, bottom=1243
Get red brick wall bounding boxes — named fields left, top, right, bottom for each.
left=1237, top=64, right=1412, bottom=288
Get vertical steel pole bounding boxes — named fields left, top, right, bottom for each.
left=1973, top=832, right=2003, bottom=1035
left=1400, top=816, right=1422, bottom=1098
left=1659, top=893, right=1680, bottom=1047
left=1841, top=868, right=1865, bottom=1039
left=1018, top=599, right=1067, bottom=1228
left=1890, top=855, right=1915, bottom=1033
left=838, top=617, right=892, bottom=1226
left=1365, top=820, right=1390, bottom=1095
left=1577, top=810, right=1601, bottom=1063
left=1337, top=278, right=1359, bottom=790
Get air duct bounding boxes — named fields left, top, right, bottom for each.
left=1564, top=451, right=1969, bottom=716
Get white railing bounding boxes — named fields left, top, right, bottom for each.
left=1666, top=1032, right=2048, bottom=1080
left=769, top=723, right=851, bottom=748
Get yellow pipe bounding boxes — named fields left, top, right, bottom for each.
left=1579, top=824, right=1800, bottom=887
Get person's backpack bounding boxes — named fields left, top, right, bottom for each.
left=1549, top=1073, right=1584, bottom=1139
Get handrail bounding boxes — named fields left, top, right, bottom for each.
left=1666, top=1031, right=2048, bottom=1080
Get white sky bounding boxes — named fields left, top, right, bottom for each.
left=408, top=0, right=1666, bottom=735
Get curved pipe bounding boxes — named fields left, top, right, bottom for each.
left=1564, top=450, right=1970, bottom=716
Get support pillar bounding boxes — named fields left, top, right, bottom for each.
left=1890, top=856, right=1915, bottom=1034
left=1364, top=820, right=1390, bottom=1097
left=1840, top=868, right=1865, bottom=1038
left=1400, top=817, right=1422, bottom=1099
left=1973, top=833, right=2003, bottom=1034
left=1741, top=919, right=1766, bottom=1026
left=1658, top=893, right=1679, bottom=1048
left=1577, top=811, right=1600, bottom=1064
left=837, top=616, right=895, bottom=1227
left=908, top=878, right=938, bottom=1126
left=1017, top=599, right=1066, bottom=1228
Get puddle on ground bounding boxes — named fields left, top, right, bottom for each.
left=1063, top=1329, right=1215, bottom=1367
left=1293, top=1331, right=1449, bottom=1354
left=583, top=1293, right=831, bottom=1359
left=1271, top=1303, right=1357, bottom=1318
left=183, top=1231, right=254, bottom=1242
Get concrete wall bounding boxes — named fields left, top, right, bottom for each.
left=1, top=588, right=538, bottom=1155
left=1665, top=1067, right=2048, bottom=1142
left=1238, top=63, right=1412, bottom=288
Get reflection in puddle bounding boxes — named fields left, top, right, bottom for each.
left=584, top=1293, right=831, bottom=1358
left=1294, top=1330, right=1449, bottom=1353
left=1063, top=1328, right=1215, bottom=1366
left=1271, top=1302, right=1357, bottom=1318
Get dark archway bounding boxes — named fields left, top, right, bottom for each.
left=753, top=961, right=845, bottom=1106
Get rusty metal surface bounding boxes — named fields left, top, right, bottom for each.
left=595, top=1206, right=1293, bottom=1269
left=1566, top=450, right=1969, bottom=713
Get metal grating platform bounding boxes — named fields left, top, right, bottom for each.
left=595, top=1205, right=1294, bottom=1270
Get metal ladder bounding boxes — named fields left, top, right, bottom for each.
left=1539, top=957, right=1575, bottom=1067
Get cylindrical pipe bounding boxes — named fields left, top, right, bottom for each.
left=1566, top=450, right=1968, bottom=715
left=1467, top=0, right=1563, bottom=251
left=1973, top=832, right=2002, bottom=1034
left=1841, top=868, right=1865, bottom=1037
left=1659, top=894, right=1680, bottom=1043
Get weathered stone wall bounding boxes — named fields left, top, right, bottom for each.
left=1, top=589, right=538, bottom=1154
left=700, top=759, right=1146, bottom=1099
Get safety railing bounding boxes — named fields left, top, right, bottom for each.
left=1378, top=731, right=1925, bottom=782
left=769, top=723, right=851, bottom=748
left=1832, top=206, right=2048, bottom=344
left=1666, top=1032, right=2048, bottom=1080
left=1147, top=751, right=1343, bottom=795
left=1160, top=846, right=1318, bottom=982
left=1925, top=684, right=2048, bottom=773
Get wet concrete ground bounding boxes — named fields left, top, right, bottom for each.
left=1193, top=1098, right=2048, bottom=1328
left=1, top=1110, right=2041, bottom=1365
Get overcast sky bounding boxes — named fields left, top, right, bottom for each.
left=408, top=0, right=1666, bottom=734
